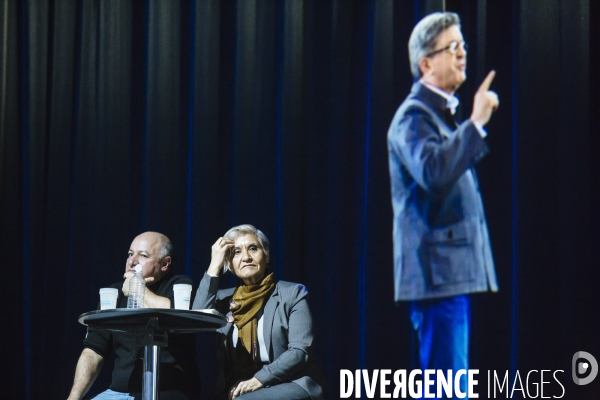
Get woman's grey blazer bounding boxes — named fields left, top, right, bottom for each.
left=192, top=273, right=324, bottom=400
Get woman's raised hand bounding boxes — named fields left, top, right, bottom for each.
left=207, top=237, right=235, bottom=276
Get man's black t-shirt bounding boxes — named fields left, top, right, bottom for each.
left=83, top=273, right=200, bottom=397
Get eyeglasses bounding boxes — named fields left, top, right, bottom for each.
left=425, top=41, right=468, bottom=58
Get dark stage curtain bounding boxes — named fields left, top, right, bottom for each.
left=1, top=0, right=599, bottom=398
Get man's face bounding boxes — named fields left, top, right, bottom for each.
left=423, top=25, right=467, bottom=93
left=230, top=234, right=269, bottom=285
left=126, top=232, right=169, bottom=280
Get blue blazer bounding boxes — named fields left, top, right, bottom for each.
left=387, top=82, right=498, bottom=301
left=192, top=273, right=324, bottom=400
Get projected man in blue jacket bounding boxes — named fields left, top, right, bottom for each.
left=387, top=12, right=499, bottom=398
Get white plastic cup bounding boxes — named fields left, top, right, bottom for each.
left=173, top=284, right=192, bottom=310
left=99, top=288, right=119, bottom=310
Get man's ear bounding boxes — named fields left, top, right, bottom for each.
left=418, top=57, right=431, bottom=77
left=161, top=256, right=172, bottom=271
left=266, top=253, right=270, bottom=264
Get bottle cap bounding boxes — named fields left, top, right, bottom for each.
left=135, top=265, right=142, bottom=273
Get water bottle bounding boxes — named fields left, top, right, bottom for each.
left=127, top=265, right=146, bottom=308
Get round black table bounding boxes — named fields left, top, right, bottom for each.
left=79, top=308, right=227, bottom=400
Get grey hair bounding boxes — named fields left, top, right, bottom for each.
left=408, top=12, right=460, bottom=79
left=222, top=224, right=270, bottom=273
left=158, top=234, right=172, bottom=259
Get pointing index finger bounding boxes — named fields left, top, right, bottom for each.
left=478, top=70, right=496, bottom=92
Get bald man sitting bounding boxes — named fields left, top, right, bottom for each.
left=67, top=232, right=200, bottom=400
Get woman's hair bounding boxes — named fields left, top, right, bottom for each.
left=408, top=12, right=460, bottom=79
left=222, top=224, right=270, bottom=273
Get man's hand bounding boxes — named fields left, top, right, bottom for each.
left=471, top=70, right=499, bottom=127
left=122, top=272, right=171, bottom=308
left=230, top=377, right=263, bottom=399
left=122, top=271, right=155, bottom=297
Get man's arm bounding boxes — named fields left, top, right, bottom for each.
left=391, top=108, right=489, bottom=192
left=143, top=290, right=170, bottom=308
left=66, top=348, right=104, bottom=400
left=389, top=72, right=499, bottom=192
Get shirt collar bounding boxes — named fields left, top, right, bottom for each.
left=419, top=79, right=460, bottom=115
